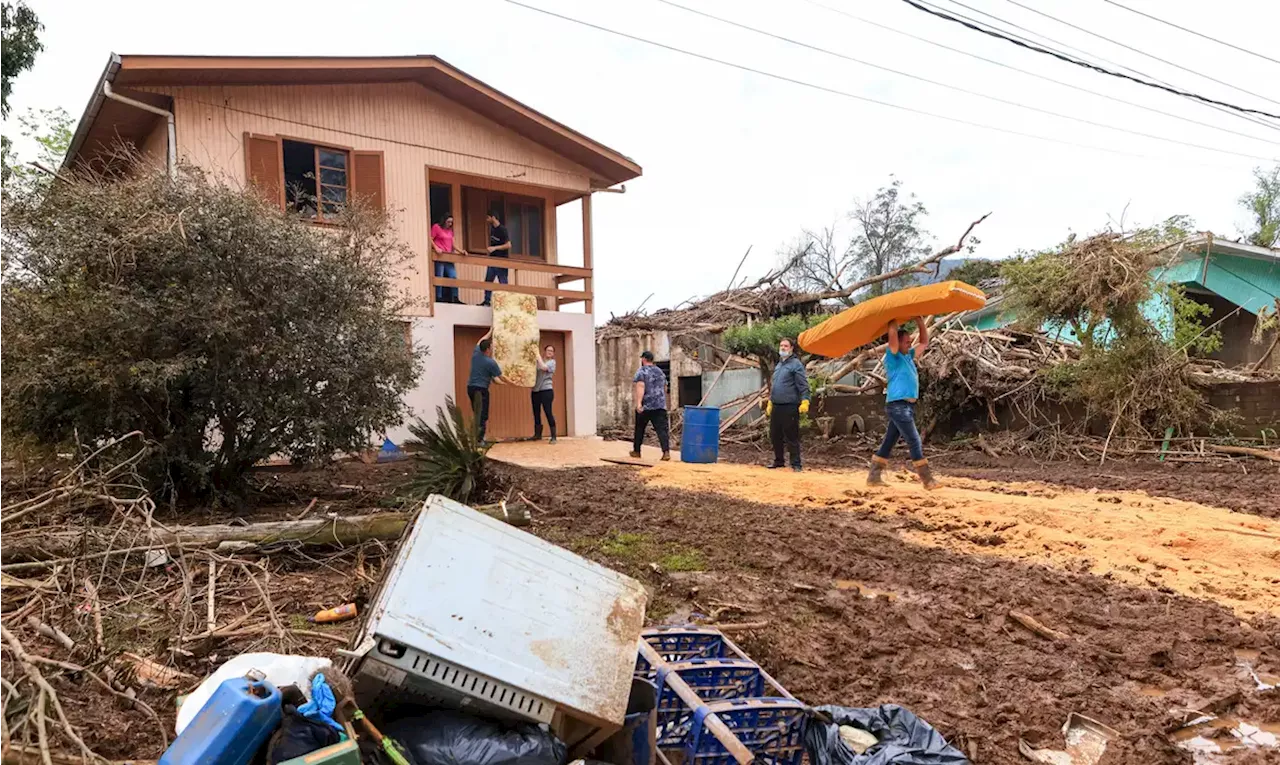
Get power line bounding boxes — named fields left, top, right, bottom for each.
left=997, top=0, right=1280, bottom=109
left=499, top=0, right=1252, bottom=167
left=652, top=0, right=1275, bottom=161
left=797, top=0, right=1280, bottom=147
left=897, top=0, right=1280, bottom=120
left=931, top=0, right=1280, bottom=133
left=1100, top=0, right=1280, bottom=68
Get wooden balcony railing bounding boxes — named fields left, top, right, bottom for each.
left=429, top=251, right=593, bottom=311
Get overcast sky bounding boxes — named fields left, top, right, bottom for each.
left=5, top=0, right=1278, bottom=318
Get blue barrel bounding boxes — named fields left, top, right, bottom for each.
left=160, top=675, right=281, bottom=765
left=681, top=406, right=720, bottom=464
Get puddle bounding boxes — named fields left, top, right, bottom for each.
left=1234, top=649, right=1280, bottom=690
left=1173, top=715, right=1280, bottom=763
left=833, top=580, right=899, bottom=601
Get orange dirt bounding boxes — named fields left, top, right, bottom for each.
left=641, top=461, right=1280, bottom=619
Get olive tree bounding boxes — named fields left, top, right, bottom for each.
left=2, top=157, right=424, bottom=500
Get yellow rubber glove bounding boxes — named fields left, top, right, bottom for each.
left=799, top=400, right=810, bottom=415
left=766, top=401, right=773, bottom=417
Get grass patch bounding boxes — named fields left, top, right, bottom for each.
left=659, top=550, right=707, bottom=572
left=578, top=532, right=708, bottom=573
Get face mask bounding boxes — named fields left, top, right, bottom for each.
left=779, top=350, right=791, bottom=358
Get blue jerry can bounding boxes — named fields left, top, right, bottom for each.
left=159, top=674, right=282, bottom=765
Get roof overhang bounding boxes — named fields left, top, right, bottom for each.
left=65, top=54, right=642, bottom=184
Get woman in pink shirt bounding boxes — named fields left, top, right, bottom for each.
left=431, top=214, right=460, bottom=304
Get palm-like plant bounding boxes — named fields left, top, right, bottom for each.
left=403, top=396, right=490, bottom=505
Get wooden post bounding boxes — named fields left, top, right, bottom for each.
left=582, top=194, right=594, bottom=315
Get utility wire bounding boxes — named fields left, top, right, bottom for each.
left=932, top=0, right=1280, bottom=133
left=798, top=0, right=1280, bottom=147
left=499, top=0, right=1252, bottom=167
left=653, top=0, right=1274, bottom=161
left=996, top=0, right=1280, bottom=109
left=1100, top=0, right=1280, bottom=68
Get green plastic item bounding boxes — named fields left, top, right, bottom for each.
left=277, top=739, right=360, bottom=765
left=1159, top=426, right=1175, bottom=461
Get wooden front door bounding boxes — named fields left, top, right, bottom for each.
left=453, top=327, right=569, bottom=440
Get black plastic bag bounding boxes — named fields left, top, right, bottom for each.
left=383, top=710, right=567, bottom=765
left=268, top=705, right=342, bottom=764
left=803, top=704, right=969, bottom=765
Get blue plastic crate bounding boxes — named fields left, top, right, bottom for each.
left=653, top=659, right=768, bottom=745
left=636, top=628, right=742, bottom=679
left=687, top=698, right=807, bottom=765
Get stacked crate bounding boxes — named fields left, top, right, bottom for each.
left=636, top=627, right=807, bottom=765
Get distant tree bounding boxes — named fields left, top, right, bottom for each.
left=947, top=258, right=1002, bottom=287
left=782, top=177, right=937, bottom=303
left=2, top=156, right=424, bottom=501
left=1238, top=164, right=1280, bottom=249
left=724, top=314, right=823, bottom=380
left=0, top=0, right=42, bottom=185
left=2, top=105, right=73, bottom=188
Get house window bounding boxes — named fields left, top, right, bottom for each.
left=283, top=139, right=348, bottom=221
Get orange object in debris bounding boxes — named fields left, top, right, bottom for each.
left=798, top=280, right=987, bottom=358
left=310, top=603, right=358, bottom=624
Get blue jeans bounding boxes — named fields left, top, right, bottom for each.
left=875, top=400, right=924, bottom=461
left=434, top=260, right=458, bottom=303
left=483, top=265, right=509, bottom=305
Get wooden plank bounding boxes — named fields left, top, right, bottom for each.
left=435, top=277, right=588, bottom=301
left=432, top=251, right=592, bottom=279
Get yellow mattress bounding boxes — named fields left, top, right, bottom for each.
left=798, top=280, right=986, bottom=358
left=490, top=291, right=540, bottom=387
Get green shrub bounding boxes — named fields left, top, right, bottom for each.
left=402, top=397, right=490, bottom=505
left=1, top=158, right=421, bottom=500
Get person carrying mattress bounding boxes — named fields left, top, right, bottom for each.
left=866, top=317, right=938, bottom=490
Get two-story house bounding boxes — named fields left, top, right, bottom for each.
left=63, top=54, right=641, bottom=442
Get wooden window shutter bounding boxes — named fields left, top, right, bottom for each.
left=243, top=133, right=284, bottom=209
left=350, top=150, right=385, bottom=211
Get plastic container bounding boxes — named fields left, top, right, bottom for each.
left=687, top=698, right=807, bottom=765
left=159, top=675, right=282, bottom=765
left=636, top=628, right=740, bottom=679
left=679, top=406, right=720, bottom=464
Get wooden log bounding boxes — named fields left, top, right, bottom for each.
left=1206, top=444, right=1280, bottom=463
left=2, top=505, right=529, bottom=571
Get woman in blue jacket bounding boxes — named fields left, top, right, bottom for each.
left=766, top=337, right=810, bottom=472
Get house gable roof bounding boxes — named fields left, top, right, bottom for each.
left=65, top=54, right=641, bottom=185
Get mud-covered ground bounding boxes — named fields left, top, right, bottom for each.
left=503, top=462, right=1280, bottom=765
left=715, top=436, right=1280, bottom=520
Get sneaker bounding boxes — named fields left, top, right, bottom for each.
left=791, top=466, right=802, bottom=473
left=549, top=437, right=558, bottom=444
left=766, top=463, right=785, bottom=469
left=660, top=452, right=672, bottom=462
left=629, top=450, right=642, bottom=459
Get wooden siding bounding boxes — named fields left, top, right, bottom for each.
left=138, top=114, right=168, bottom=167
left=136, top=82, right=594, bottom=314
left=454, top=326, right=568, bottom=440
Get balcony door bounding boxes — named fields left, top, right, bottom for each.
left=461, top=186, right=545, bottom=259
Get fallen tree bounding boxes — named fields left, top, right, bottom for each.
left=1, top=503, right=530, bottom=572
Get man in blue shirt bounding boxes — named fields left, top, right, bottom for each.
left=467, top=330, right=510, bottom=442
left=631, top=351, right=671, bottom=461
left=867, top=317, right=938, bottom=490
left=766, top=337, right=810, bottom=472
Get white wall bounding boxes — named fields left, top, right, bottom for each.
left=388, top=304, right=596, bottom=443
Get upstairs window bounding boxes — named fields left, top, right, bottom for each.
left=244, top=133, right=384, bottom=220
left=283, top=140, right=348, bottom=221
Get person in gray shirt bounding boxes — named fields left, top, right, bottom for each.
left=531, top=343, right=557, bottom=443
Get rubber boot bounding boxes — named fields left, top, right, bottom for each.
left=914, top=458, right=939, bottom=490
left=867, top=455, right=888, bottom=486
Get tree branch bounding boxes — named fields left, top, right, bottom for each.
left=782, top=212, right=990, bottom=307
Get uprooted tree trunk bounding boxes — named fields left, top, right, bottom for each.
left=1, top=504, right=530, bottom=572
